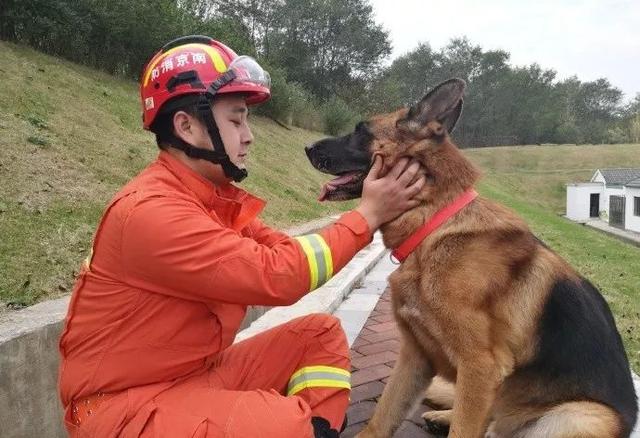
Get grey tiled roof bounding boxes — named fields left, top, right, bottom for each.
left=627, top=177, right=640, bottom=188
left=596, top=168, right=640, bottom=186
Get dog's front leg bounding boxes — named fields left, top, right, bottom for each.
left=449, top=353, right=502, bottom=438
left=356, top=335, right=432, bottom=438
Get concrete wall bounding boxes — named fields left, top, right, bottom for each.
left=0, top=297, right=69, bottom=438
left=0, top=216, right=337, bottom=438
left=626, top=187, right=640, bottom=233
left=566, top=183, right=603, bottom=221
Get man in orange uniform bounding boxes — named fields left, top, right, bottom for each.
left=58, top=35, right=424, bottom=437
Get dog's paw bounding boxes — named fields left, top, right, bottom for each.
left=422, top=376, right=455, bottom=410
left=422, top=409, right=452, bottom=425
left=422, top=409, right=451, bottom=436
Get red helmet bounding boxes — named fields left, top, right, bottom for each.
left=140, top=35, right=271, bottom=130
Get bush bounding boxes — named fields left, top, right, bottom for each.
left=629, top=115, right=640, bottom=143
left=288, top=82, right=323, bottom=131
left=321, top=97, right=359, bottom=136
left=255, top=66, right=323, bottom=131
left=254, top=64, right=293, bottom=122
left=552, top=122, right=582, bottom=145
left=605, top=127, right=629, bottom=144
left=27, top=135, right=50, bottom=147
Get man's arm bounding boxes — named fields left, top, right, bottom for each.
left=120, top=196, right=372, bottom=306
left=120, top=156, right=424, bottom=306
left=243, top=218, right=290, bottom=247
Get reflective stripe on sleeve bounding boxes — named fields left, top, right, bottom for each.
left=287, top=365, right=351, bottom=396
left=294, top=234, right=334, bottom=290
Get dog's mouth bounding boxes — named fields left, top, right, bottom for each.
left=318, top=171, right=367, bottom=202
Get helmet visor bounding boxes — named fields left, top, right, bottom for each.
left=228, top=56, right=271, bottom=90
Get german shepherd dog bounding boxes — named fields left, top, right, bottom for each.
left=305, top=79, right=637, bottom=437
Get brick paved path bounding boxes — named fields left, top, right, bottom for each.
left=342, top=289, right=439, bottom=438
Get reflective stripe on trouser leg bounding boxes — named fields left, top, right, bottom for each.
left=295, top=234, right=334, bottom=290
left=287, top=365, right=351, bottom=396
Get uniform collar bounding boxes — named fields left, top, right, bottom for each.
left=157, top=151, right=266, bottom=231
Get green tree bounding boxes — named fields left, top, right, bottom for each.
left=624, top=93, right=640, bottom=143
left=261, top=0, right=390, bottom=98
left=569, top=78, right=624, bottom=144
left=367, top=36, right=627, bottom=147
left=208, top=0, right=284, bottom=57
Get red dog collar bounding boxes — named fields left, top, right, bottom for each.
left=391, top=189, right=478, bottom=263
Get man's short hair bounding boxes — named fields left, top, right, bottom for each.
left=149, top=95, right=204, bottom=149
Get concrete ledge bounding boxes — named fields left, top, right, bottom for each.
left=333, top=255, right=396, bottom=346
left=0, top=295, right=69, bottom=344
left=0, top=305, right=69, bottom=438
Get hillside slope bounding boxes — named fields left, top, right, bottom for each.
left=467, top=143, right=640, bottom=214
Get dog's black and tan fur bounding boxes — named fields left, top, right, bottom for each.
left=306, top=79, right=637, bottom=438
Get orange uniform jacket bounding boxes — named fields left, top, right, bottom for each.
left=58, top=151, right=372, bottom=434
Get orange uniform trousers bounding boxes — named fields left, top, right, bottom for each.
left=119, top=313, right=350, bottom=437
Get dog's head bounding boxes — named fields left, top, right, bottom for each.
left=306, top=78, right=469, bottom=201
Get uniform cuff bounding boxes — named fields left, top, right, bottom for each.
left=337, top=210, right=374, bottom=242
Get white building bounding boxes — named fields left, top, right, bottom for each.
left=566, top=168, right=640, bottom=233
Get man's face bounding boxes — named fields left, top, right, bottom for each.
left=185, top=94, right=254, bottom=184
left=211, top=94, right=254, bottom=169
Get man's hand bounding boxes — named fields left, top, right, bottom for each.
left=356, top=156, right=426, bottom=231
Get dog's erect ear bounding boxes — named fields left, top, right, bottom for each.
left=398, top=78, right=465, bottom=135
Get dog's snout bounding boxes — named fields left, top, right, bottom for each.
left=305, top=144, right=315, bottom=160
left=305, top=142, right=329, bottom=172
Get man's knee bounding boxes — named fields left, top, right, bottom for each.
left=295, top=313, right=344, bottom=335
left=294, top=313, right=349, bottom=362
left=225, top=390, right=314, bottom=438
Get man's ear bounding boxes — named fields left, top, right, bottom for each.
left=172, top=110, right=194, bottom=142
left=397, top=78, right=465, bottom=135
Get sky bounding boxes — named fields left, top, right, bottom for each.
left=369, top=0, right=640, bottom=102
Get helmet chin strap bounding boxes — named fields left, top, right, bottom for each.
left=168, top=94, right=248, bottom=183
left=196, top=94, right=248, bottom=182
